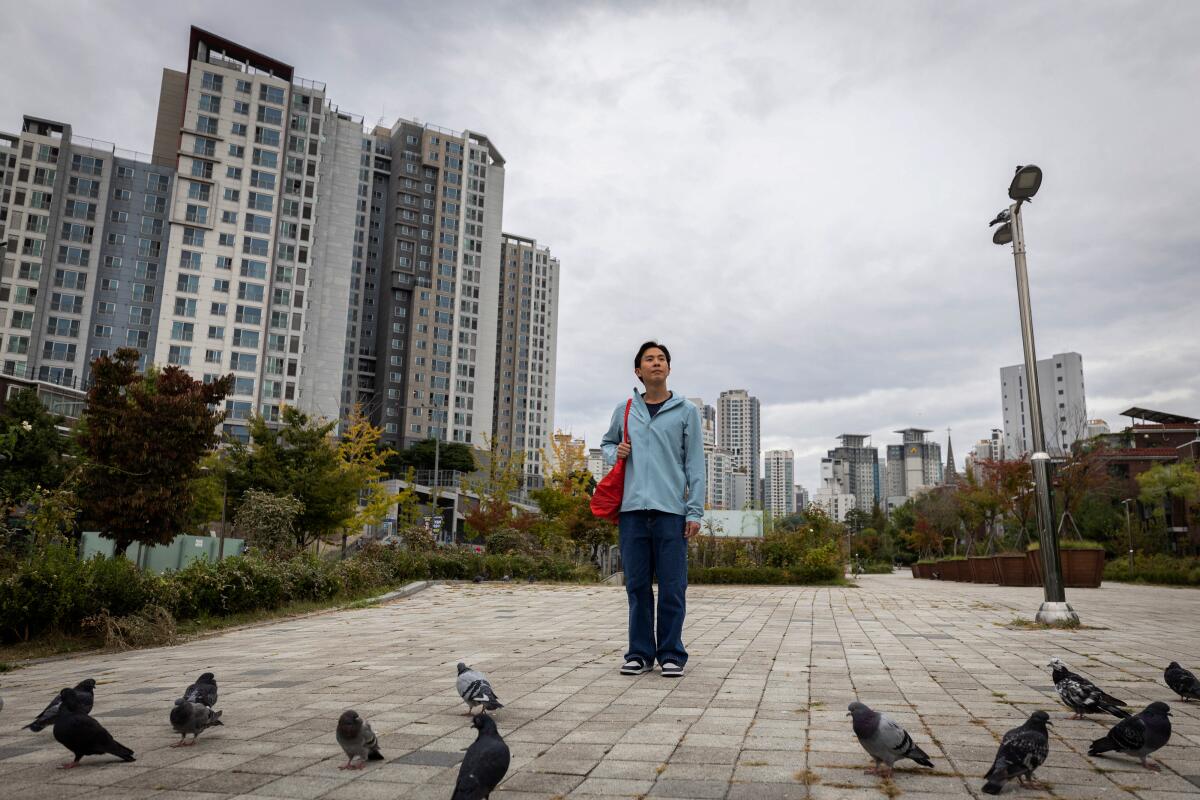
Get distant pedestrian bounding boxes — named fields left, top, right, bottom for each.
left=602, top=341, right=705, bottom=678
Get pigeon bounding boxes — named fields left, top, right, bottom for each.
left=473, top=575, right=484, bottom=583
left=182, top=672, right=218, bottom=707
left=336, top=709, right=384, bottom=769
left=1048, top=657, right=1130, bottom=719
left=847, top=701, right=935, bottom=777
left=52, top=688, right=135, bottom=768
left=982, top=710, right=1051, bottom=795
left=169, top=699, right=223, bottom=747
left=452, top=712, right=510, bottom=800
left=1164, top=662, right=1200, bottom=702
left=25, top=678, right=96, bottom=732
left=457, top=662, right=503, bottom=715
left=1089, top=701, right=1172, bottom=771
left=988, top=209, right=1011, bottom=227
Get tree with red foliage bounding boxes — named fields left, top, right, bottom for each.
left=75, top=348, right=232, bottom=555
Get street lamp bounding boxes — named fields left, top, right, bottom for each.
left=1121, top=498, right=1135, bottom=571
left=989, top=164, right=1078, bottom=625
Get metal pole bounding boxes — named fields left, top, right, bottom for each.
left=218, top=471, right=227, bottom=561
left=431, top=400, right=441, bottom=543
left=1011, top=202, right=1077, bottom=624
left=1123, top=499, right=1134, bottom=570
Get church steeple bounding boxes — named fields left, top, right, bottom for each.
left=944, top=428, right=959, bottom=485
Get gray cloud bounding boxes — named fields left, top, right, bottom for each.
left=2, top=0, right=1197, bottom=485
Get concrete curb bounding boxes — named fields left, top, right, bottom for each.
left=365, top=579, right=439, bottom=605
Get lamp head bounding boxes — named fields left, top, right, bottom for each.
left=1008, top=164, right=1043, bottom=201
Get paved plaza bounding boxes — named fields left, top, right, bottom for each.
left=1, top=574, right=1199, bottom=799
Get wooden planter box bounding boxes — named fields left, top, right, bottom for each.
left=996, top=553, right=1038, bottom=586
left=1027, top=547, right=1105, bottom=588
left=968, top=555, right=1000, bottom=584
left=938, top=559, right=969, bottom=581
left=913, top=563, right=933, bottom=579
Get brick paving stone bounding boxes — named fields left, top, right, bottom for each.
left=2, top=576, right=1200, bottom=797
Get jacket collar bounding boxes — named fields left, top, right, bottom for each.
left=632, top=388, right=684, bottom=415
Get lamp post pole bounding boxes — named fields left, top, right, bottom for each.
left=1122, top=498, right=1134, bottom=570
left=1005, top=192, right=1077, bottom=625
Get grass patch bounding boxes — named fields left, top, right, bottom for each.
left=742, top=760, right=769, bottom=767
left=794, top=769, right=821, bottom=785
left=1002, top=616, right=1111, bottom=631
left=992, top=691, right=1007, bottom=698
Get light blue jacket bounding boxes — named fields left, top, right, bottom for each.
left=601, top=390, right=706, bottom=521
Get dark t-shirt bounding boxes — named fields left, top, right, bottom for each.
left=645, top=392, right=672, bottom=419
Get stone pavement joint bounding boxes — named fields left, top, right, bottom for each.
left=1, top=575, right=1199, bottom=798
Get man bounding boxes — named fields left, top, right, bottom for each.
left=601, top=341, right=705, bottom=677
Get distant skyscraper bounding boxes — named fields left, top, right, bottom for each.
left=493, top=234, right=560, bottom=485
left=884, top=428, right=942, bottom=510
left=717, top=389, right=761, bottom=504
left=943, top=430, right=959, bottom=486
left=1001, top=351, right=1087, bottom=457
left=763, top=449, right=795, bottom=517
left=586, top=447, right=610, bottom=485
left=794, top=484, right=809, bottom=511
left=825, top=434, right=879, bottom=512
left=1085, top=419, right=1110, bottom=439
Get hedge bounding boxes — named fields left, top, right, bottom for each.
left=1103, top=554, right=1200, bottom=587
left=0, top=542, right=595, bottom=644
left=688, top=565, right=846, bottom=585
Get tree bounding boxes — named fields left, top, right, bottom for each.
left=1137, top=462, right=1200, bottom=540
left=233, top=489, right=304, bottom=556
left=225, top=407, right=362, bottom=548
left=75, top=349, right=231, bottom=556
left=386, top=438, right=476, bottom=474
left=0, top=388, right=70, bottom=510
left=338, top=405, right=399, bottom=542
left=461, top=436, right=524, bottom=540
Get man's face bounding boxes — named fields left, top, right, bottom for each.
left=636, top=348, right=670, bottom=383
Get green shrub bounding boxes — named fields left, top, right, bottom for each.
left=0, top=544, right=90, bottom=640
left=861, top=561, right=893, bottom=574
left=688, top=563, right=847, bottom=585
left=1104, top=554, right=1200, bottom=586
left=1028, top=539, right=1104, bottom=551
left=87, top=555, right=151, bottom=617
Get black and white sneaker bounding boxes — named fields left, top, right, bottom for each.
left=660, top=661, right=683, bottom=678
left=620, top=658, right=650, bottom=675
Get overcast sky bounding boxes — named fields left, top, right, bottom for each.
left=3, top=1, right=1198, bottom=488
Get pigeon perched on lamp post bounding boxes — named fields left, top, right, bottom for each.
left=25, top=679, right=96, bottom=732
left=452, top=713, right=510, bottom=800
left=1089, top=702, right=1172, bottom=771
left=52, top=688, right=136, bottom=768
left=846, top=701, right=935, bottom=778
left=182, top=672, right=219, bottom=707
left=457, top=662, right=504, bottom=715
left=1048, top=657, right=1130, bottom=720
left=336, top=710, right=384, bottom=769
left=1164, top=662, right=1200, bottom=702
left=170, top=699, right=223, bottom=747
left=982, top=710, right=1051, bottom=795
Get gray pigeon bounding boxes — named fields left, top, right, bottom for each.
left=847, top=701, right=934, bottom=777
left=1089, top=702, right=1172, bottom=771
left=169, top=699, right=223, bottom=747
left=53, top=688, right=135, bottom=768
left=983, top=710, right=1051, bottom=795
left=1164, top=662, right=1200, bottom=702
left=25, top=678, right=96, bottom=732
left=452, top=712, right=510, bottom=799
left=457, top=662, right=503, bottom=715
left=182, top=672, right=218, bottom=707
left=1048, top=657, right=1129, bottom=719
left=336, top=709, right=384, bottom=769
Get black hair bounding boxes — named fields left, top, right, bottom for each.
left=634, top=340, right=671, bottom=371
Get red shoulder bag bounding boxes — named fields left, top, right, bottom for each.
left=590, top=399, right=632, bottom=523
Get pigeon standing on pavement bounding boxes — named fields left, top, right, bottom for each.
left=182, top=672, right=218, bottom=707
left=25, top=678, right=96, bottom=732
left=982, top=710, right=1052, bottom=795
left=457, top=662, right=504, bottom=715
left=169, top=699, right=223, bottom=747
left=1089, top=702, right=1172, bottom=771
left=1164, top=662, right=1200, bottom=702
left=52, top=688, right=135, bottom=768
left=1048, top=657, right=1130, bottom=719
left=335, top=709, right=384, bottom=769
left=452, top=712, right=510, bottom=800
left=847, top=701, right=935, bottom=777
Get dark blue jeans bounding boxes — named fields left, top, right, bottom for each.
left=619, top=510, right=688, bottom=667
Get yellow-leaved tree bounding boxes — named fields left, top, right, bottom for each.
left=338, top=405, right=399, bottom=548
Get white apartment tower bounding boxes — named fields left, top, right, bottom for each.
left=717, top=389, right=761, bottom=504
left=763, top=449, right=796, bottom=517
left=492, top=233, right=559, bottom=484
left=1000, top=351, right=1087, bottom=457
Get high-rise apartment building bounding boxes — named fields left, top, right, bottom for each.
left=763, top=449, right=795, bottom=517
left=825, top=433, right=879, bottom=512
left=884, top=428, right=942, bottom=509
left=794, top=484, right=809, bottom=512
left=1001, top=351, right=1087, bottom=457
left=1, top=117, right=174, bottom=387
left=586, top=447, right=610, bottom=485
left=812, top=457, right=856, bottom=522
left=717, top=389, right=761, bottom=504
left=492, top=234, right=559, bottom=484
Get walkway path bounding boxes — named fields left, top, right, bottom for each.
left=1, top=575, right=1198, bottom=798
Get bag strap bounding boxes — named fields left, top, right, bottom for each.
left=622, top=399, right=632, bottom=443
